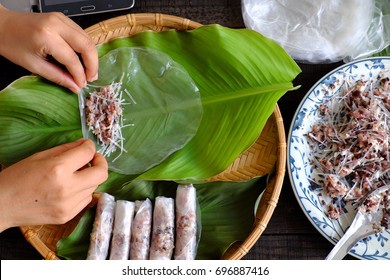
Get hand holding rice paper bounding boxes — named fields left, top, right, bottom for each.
left=78, top=47, right=203, bottom=175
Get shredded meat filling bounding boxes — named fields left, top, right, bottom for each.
left=307, top=71, right=390, bottom=220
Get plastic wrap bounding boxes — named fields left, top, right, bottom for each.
left=109, top=200, right=135, bottom=260
left=86, top=193, right=116, bottom=260
left=149, top=197, right=175, bottom=260
left=174, top=184, right=199, bottom=260
left=130, top=199, right=153, bottom=260
left=242, top=0, right=390, bottom=63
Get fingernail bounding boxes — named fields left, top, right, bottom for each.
left=74, top=138, right=86, bottom=145
left=70, top=86, right=80, bottom=94
left=90, top=73, right=98, bottom=82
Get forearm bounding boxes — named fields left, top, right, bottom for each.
left=0, top=4, right=12, bottom=57
left=0, top=177, right=16, bottom=233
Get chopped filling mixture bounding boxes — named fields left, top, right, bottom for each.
left=306, top=71, right=390, bottom=221
left=360, top=189, right=390, bottom=231
left=85, top=81, right=131, bottom=159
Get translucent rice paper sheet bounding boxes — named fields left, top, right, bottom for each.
left=78, top=47, right=202, bottom=175
left=242, top=0, right=390, bottom=63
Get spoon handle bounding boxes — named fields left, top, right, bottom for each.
left=325, top=212, right=374, bottom=260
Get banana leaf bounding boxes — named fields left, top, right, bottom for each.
left=57, top=177, right=267, bottom=260
left=0, top=77, right=81, bottom=164
left=96, top=24, right=301, bottom=181
left=0, top=24, right=300, bottom=182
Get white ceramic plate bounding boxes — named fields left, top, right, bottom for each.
left=288, top=57, right=390, bottom=260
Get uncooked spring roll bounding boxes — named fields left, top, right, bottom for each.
left=174, top=184, right=198, bottom=260
left=149, top=197, right=175, bottom=260
left=87, top=193, right=116, bottom=260
left=130, top=199, right=153, bottom=260
left=109, top=200, right=135, bottom=260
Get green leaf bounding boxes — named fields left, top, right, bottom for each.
left=57, top=207, right=95, bottom=260
left=0, top=76, right=81, bottom=166
left=57, top=178, right=266, bottom=260
left=96, top=24, right=301, bottom=181
left=195, top=179, right=266, bottom=259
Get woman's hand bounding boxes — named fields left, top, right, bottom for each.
left=0, top=5, right=98, bottom=93
left=0, top=139, right=108, bottom=232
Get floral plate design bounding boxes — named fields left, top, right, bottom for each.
left=288, top=57, right=390, bottom=260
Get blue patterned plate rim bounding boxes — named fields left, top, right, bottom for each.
left=287, top=56, right=390, bottom=260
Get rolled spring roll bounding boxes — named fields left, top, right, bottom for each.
left=174, top=184, right=198, bottom=260
left=149, top=197, right=175, bottom=260
left=87, top=193, right=116, bottom=260
left=130, top=199, right=153, bottom=260
left=109, top=200, right=135, bottom=260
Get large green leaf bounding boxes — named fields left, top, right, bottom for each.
left=0, top=76, right=81, bottom=166
left=95, top=24, right=301, bottom=181
left=57, top=178, right=266, bottom=260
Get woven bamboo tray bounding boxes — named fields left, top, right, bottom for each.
left=20, top=13, right=286, bottom=260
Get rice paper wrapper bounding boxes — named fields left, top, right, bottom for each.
left=109, top=200, right=135, bottom=260
left=86, top=193, right=116, bottom=260
left=149, top=197, right=175, bottom=260
left=130, top=199, right=153, bottom=260
left=78, top=47, right=203, bottom=175
left=174, top=184, right=200, bottom=260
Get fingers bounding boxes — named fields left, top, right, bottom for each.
left=32, top=138, right=86, bottom=159
left=31, top=54, right=82, bottom=93
left=58, top=22, right=98, bottom=83
left=55, top=14, right=98, bottom=86
left=41, top=13, right=98, bottom=92
left=48, top=41, right=89, bottom=91
left=33, top=139, right=108, bottom=186
left=64, top=190, right=95, bottom=222
left=75, top=152, right=109, bottom=186
left=55, top=139, right=98, bottom=171
left=55, top=139, right=108, bottom=185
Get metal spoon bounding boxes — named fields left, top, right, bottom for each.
left=325, top=185, right=390, bottom=260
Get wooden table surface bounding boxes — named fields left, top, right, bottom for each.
left=0, top=0, right=356, bottom=260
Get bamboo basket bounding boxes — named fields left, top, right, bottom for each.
left=20, top=13, right=286, bottom=260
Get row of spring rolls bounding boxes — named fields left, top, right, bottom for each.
left=86, top=184, right=198, bottom=260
